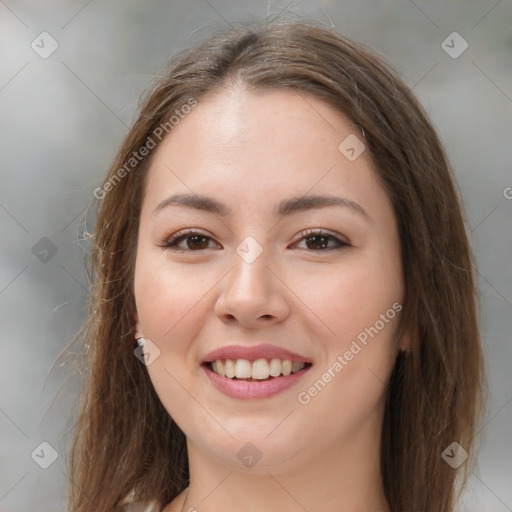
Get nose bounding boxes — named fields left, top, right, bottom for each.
left=214, top=245, right=290, bottom=329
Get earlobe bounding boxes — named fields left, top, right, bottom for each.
left=133, top=313, right=143, bottom=339
left=398, top=326, right=412, bottom=353
left=398, top=337, right=408, bottom=353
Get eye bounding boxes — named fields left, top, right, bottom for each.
left=160, top=228, right=350, bottom=254
left=292, top=229, right=350, bottom=251
left=160, top=229, right=220, bottom=253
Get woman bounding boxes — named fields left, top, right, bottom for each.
left=68, top=19, right=484, bottom=512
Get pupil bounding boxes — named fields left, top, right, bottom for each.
left=307, top=235, right=328, bottom=250
left=188, top=235, right=208, bottom=250
left=185, top=235, right=330, bottom=250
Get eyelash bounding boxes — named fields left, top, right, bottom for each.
left=160, top=228, right=350, bottom=253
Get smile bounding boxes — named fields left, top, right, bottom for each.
left=207, top=358, right=311, bottom=380
left=201, top=344, right=313, bottom=399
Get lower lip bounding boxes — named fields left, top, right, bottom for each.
left=203, top=365, right=311, bottom=399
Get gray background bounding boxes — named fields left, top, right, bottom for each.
left=1, top=0, right=511, bottom=510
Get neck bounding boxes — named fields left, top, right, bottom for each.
left=181, top=420, right=390, bottom=512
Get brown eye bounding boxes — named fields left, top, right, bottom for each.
left=162, top=230, right=219, bottom=252
left=180, top=235, right=210, bottom=250
left=294, top=229, right=350, bottom=251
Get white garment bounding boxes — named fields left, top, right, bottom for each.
left=116, top=501, right=161, bottom=512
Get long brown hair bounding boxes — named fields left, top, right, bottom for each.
left=67, top=19, right=485, bottom=512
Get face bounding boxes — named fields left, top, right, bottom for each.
left=134, top=87, right=406, bottom=473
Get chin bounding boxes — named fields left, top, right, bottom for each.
left=188, top=418, right=313, bottom=473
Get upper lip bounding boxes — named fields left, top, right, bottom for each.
left=201, top=344, right=312, bottom=364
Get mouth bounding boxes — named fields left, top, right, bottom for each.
left=200, top=343, right=313, bottom=398
left=203, top=358, right=313, bottom=381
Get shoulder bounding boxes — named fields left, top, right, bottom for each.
left=117, top=488, right=187, bottom=512
left=115, top=501, right=161, bottom=512
left=160, top=489, right=189, bottom=512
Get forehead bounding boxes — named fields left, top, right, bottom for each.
left=142, top=87, right=389, bottom=221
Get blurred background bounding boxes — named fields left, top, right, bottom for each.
left=0, top=0, right=511, bottom=510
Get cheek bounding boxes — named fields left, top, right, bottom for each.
left=134, top=251, right=211, bottom=344
left=293, top=252, right=402, bottom=412
left=133, top=252, right=210, bottom=427
left=291, top=252, right=402, bottom=345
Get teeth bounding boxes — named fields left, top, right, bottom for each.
left=282, top=360, right=292, bottom=376
left=269, top=358, right=282, bottom=377
left=216, top=360, right=225, bottom=377
left=225, top=359, right=236, bottom=378
left=210, top=358, right=308, bottom=379
left=235, top=359, right=252, bottom=379
left=292, top=362, right=305, bottom=373
left=252, top=359, right=270, bottom=380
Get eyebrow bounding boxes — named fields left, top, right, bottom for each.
left=151, top=193, right=370, bottom=221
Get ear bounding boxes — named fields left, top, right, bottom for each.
left=397, top=323, right=412, bottom=353
left=133, top=312, right=143, bottom=339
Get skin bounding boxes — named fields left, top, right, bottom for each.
left=133, top=86, right=408, bottom=512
